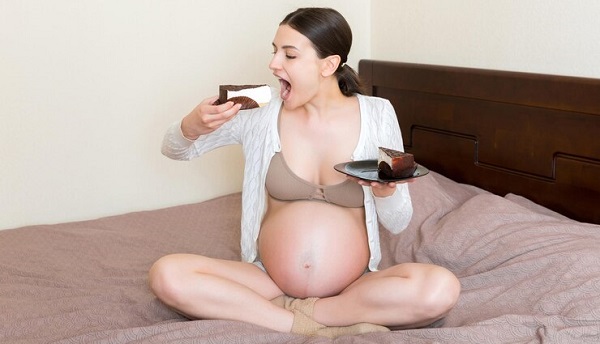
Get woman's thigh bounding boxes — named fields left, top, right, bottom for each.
left=150, top=253, right=284, bottom=300
left=343, top=262, right=446, bottom=290
left=334, top=262, right=459, bottom=326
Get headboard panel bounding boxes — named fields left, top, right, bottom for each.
left=359, top=60, right=600, bottom=224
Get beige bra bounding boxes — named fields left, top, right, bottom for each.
left=266, top=152, right=364, bottom=208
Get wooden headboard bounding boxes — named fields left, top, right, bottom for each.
left=359, top=60, right=600, bottom=224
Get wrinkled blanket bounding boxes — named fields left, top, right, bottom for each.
left=1, top=172, right=599, bottom=343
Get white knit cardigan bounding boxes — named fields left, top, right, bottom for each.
left=161, top=92, right=413, bottom=271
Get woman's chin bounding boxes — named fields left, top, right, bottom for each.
left=282, top=99, right=299, bottom=110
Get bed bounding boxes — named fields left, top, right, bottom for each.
left=2, top=60, right=599, bottom=343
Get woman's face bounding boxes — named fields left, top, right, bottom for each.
left=269, top=24, right=325, bottom=109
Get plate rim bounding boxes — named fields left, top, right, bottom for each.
left=334, top=159, right=429, bottom=182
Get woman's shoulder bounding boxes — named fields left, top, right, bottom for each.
left=232, top=94, right=281, bottom=144
left=356, top=93, right=393, bottom=110
left=356, top=94, right=395, bottom=118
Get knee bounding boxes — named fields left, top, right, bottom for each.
left=418, top=267, right=461, bottom=321
left=148, top=254, right=191, bottom=306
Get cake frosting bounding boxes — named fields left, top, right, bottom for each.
left=377, top=147, right=417, bottom=179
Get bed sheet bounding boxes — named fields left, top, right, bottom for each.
left=1, top=172, right=599, bottom=343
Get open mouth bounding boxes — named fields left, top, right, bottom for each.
left=278, top=79, right=291, bottom=101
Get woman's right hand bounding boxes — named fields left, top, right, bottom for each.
left=180, top=96, right=243, bottom=140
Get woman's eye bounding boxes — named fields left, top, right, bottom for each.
left=286, top=55, right=296, bottom=59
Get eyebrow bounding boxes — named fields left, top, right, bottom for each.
left=272, top=42, right=300, bottom=51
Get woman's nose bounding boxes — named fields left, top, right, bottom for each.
left=268, top=54, right=280, bottom=71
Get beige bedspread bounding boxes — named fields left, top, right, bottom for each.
left=1, top=172, right=599, bottom=343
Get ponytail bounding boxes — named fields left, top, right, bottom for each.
left=336, top=64, right=365, bottom=96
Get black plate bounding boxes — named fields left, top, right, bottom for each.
left=334, top=160, right=429, bottom=182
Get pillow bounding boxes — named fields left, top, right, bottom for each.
left=504, top=193, right=570, bottom=220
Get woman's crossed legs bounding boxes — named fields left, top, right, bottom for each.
left=148, top=254, right=460, bottom=336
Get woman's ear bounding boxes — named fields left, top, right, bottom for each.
left=321, top=55, right=342, bottom=77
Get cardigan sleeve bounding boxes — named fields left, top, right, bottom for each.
left=371, top=98, right=414, bottom=234
left=161, top=120, right=198, bottom=161
left=161, top=113, right=244, bottom=161
left=373, top=185, right=413, bottom=234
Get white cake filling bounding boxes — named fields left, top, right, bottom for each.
left=227, top=85, right=272, bottom=107
left=378, top=149, right=392, bottom=167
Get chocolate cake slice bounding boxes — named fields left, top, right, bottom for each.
left=213, top=84, right=271, bottom=109
left=377, top=147, right=417, bottom=179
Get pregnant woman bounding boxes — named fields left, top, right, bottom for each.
left=149, top=7, right=460, bottom=338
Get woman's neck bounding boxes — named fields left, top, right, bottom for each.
left=301, top=80, right=349, bottom=119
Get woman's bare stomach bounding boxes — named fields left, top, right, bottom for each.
left=259, top=198, right=370, bottom=298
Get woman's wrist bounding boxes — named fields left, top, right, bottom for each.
left=371, top=183, right=397, bottom=198
left=180, top=116, right=200, bottom=141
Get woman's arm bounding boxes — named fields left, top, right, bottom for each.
left=161, top=97, right=242, bottom=161
left=370, top=98, right=414, bottom=234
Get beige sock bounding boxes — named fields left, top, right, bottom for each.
left=271, top=295, right=390, bottom=338
left=270, top=296, right=325, bottom=335
left=316, top=322, right=390, bottom=338
left=269, top=295, right=294, bottom=309
left=291, top=308, right=327, bottom=335
left=286, top=296, right=318, bottom=313
left=289, top=297, right=326, bottom=335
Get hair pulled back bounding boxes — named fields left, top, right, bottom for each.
left=280, top=8, right=365, bottom=96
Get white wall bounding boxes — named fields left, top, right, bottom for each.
left=0, top=0, right=370, bottom=230
left=4, top=0, right=599, bottom=230
left=372, top=0, right=600, bottom=78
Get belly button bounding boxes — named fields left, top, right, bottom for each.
left=303, top=262, right=312, bottom=269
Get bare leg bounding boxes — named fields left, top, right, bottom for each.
left=148, top=254, right=293, bottom=332
left=312, top=263, right=461, bottom=328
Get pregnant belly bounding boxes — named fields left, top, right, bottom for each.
left=259, top=200, right=370, bottom=298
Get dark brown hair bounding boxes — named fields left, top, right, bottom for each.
left=280, top=8, right=365, bottom=96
